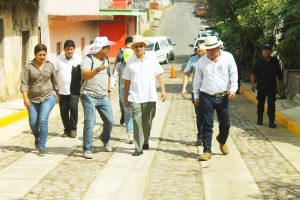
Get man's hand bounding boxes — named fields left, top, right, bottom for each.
left=181, top=88, right=187, bottom=98
left=160, top=91, right=167, bottom=102
left=228, top=91, right=236, bottom=99
left=194, top=98, right=200, bottom=105
left=23, top=97, right=30, bottom=109
left=124, top=97, right=129, bottom=107
left=251, top=83, right=256, bottom=92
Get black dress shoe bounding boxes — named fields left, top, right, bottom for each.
left=257, top=119, right=263, bottom=125
left=143, top=144, right=149, bottom=150
left=120, top=115, right=125, bottom=125
left=132, top=151, right=143, bottom=156
left=269, top=122, right=277, bottom=128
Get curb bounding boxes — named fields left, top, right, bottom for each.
left=240, top=86, right=300, bottom=136
left=0, top=109, right=28, bottom=128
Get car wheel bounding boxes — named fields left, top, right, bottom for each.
left=164, top=54, right=169, bottom=64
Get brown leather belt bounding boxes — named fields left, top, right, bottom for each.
left=201, top=91, right=228, bottom=98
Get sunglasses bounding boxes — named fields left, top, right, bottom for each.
left=133, top=44, right=145, bottom=49
left=102, top=46, right=110, bottom=50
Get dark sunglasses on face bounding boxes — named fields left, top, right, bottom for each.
left=133, top=44, right=145, bottom=49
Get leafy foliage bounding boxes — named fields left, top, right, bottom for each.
left=202, top=0, right=299, bottom=74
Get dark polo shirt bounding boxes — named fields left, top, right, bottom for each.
left=251, top=56, right=283, bottom=90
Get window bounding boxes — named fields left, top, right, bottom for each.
left=56, top=42, right=62, bottom=56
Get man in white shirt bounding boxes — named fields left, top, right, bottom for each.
left=123, top=35, right=167, bottom=156
left=193, top=36, right=238, bottom=161
left=56, top=40, right=81, bottom=138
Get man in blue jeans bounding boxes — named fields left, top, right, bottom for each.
left=80, top=36, right=115, bottom=159
left=193, top=36, right=238, bottom=161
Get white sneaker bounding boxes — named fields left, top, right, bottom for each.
left=83, top=151, right=93, bottom=159
left=104, top=142, right=113, bottom=152
left=128, top=134, right=134, bottom=144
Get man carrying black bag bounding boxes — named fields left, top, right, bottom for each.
left=55, top=40, right=82, bottom=138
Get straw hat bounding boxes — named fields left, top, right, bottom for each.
left=128, top=35, right=148, bottom=48
left=202, top=36, right=223, bottom=49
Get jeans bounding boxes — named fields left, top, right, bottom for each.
left=119, top=87, right=133, bottom=134
left=81, top=93, right=114, bottom=152
left=118, top=86, right=125, bottom=118
left=59, top=94, right=79, bottom=132
left=192, top=92, right=203, bottom=141
left=200, top=93, right=230, bottom=153
left=257, top=88, right=276, bottom=122
left=131, top=102, right=156, bottom=152
left=28, top=95, right=56, bottom=150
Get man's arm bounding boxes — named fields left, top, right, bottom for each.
left=124, top=79, right=131, bottom=107
left=157, top=74, right=166, bottom=102
left=192, top=62, right=202, bottom=105
left=82, top=62, right=106, bottom=80
left=182, top=73, right=191, bottom=98
left=250, top=74, right=256, bottom=92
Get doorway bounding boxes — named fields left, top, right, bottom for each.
left=0, top=19, right=4, bottom=67
left=22, top=30, right=29, bottom=66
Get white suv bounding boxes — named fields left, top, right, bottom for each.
left=145, top=36, right=175, bottom=64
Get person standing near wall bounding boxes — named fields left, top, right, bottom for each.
left=55, top=40, right=81, bottom=138
left=251, top=44, right=284, bottom=128
left=20, top=44, right=59, bottom=156
left=233, top=47, right=245, bottom=94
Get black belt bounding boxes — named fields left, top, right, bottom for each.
left=201, top=91, right=228, bottom=98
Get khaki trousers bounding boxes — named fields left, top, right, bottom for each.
left=131, top=102, right=156, bottom=152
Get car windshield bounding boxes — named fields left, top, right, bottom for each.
left=145, top=42, right=154, bottom=51
left=201, top=31, right=218, bottom=37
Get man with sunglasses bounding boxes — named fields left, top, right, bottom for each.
left=123, top=35, right=167, bottom=156
left=80, top=36, right=115, bottom=159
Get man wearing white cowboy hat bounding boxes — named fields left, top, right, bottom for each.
left=193, top=36, right=238, bottom=161
left=80, top=36, right=115, bottom=159
left=123, top=35, right=167, bottom=156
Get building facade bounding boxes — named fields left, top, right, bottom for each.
left=0, top=0, right=39, bottom=101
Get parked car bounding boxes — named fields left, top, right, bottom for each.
left=145, top=36, right=175, bottom=64
left=189, top=37, right=224, bottom=52
left=198, top=30, right=219, bottom=38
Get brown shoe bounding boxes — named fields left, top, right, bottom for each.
left=69, top=130, right=77, bottom=138
left=216, top=136, right=229, bottom=155
left=198, top=152, right=212, bottom=161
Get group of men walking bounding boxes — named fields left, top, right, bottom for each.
left=21, top=33, right=283, bottom=161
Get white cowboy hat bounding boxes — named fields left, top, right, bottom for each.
left=128, top=35, right=148, bottom=48
left=202, top=36, right=223, bottom=49
left=89, top=36, right=115, bottom=54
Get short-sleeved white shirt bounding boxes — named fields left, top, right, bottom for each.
left=55, top=53, right=81, bottom=95
left=122, top=51, right=164, bottom=103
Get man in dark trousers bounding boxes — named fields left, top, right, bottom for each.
left=251, top=44, right=284, bottom=128
left=233, top=48, right=245, bottom=94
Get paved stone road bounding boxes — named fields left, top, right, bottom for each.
left=144, top=77, right=205, bottom=200
left=230, top=102, right=300, bottom=200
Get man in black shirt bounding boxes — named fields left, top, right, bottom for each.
left=233, top=48, right=245, bottom=94
left=251, top=44, right=284, bottom=128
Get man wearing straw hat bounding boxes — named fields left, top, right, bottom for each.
left=80, top=36, right=115, bottom=159
left=193, top=36, right=238, bottom=161
left=123, top=35, right=167, bottom=156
